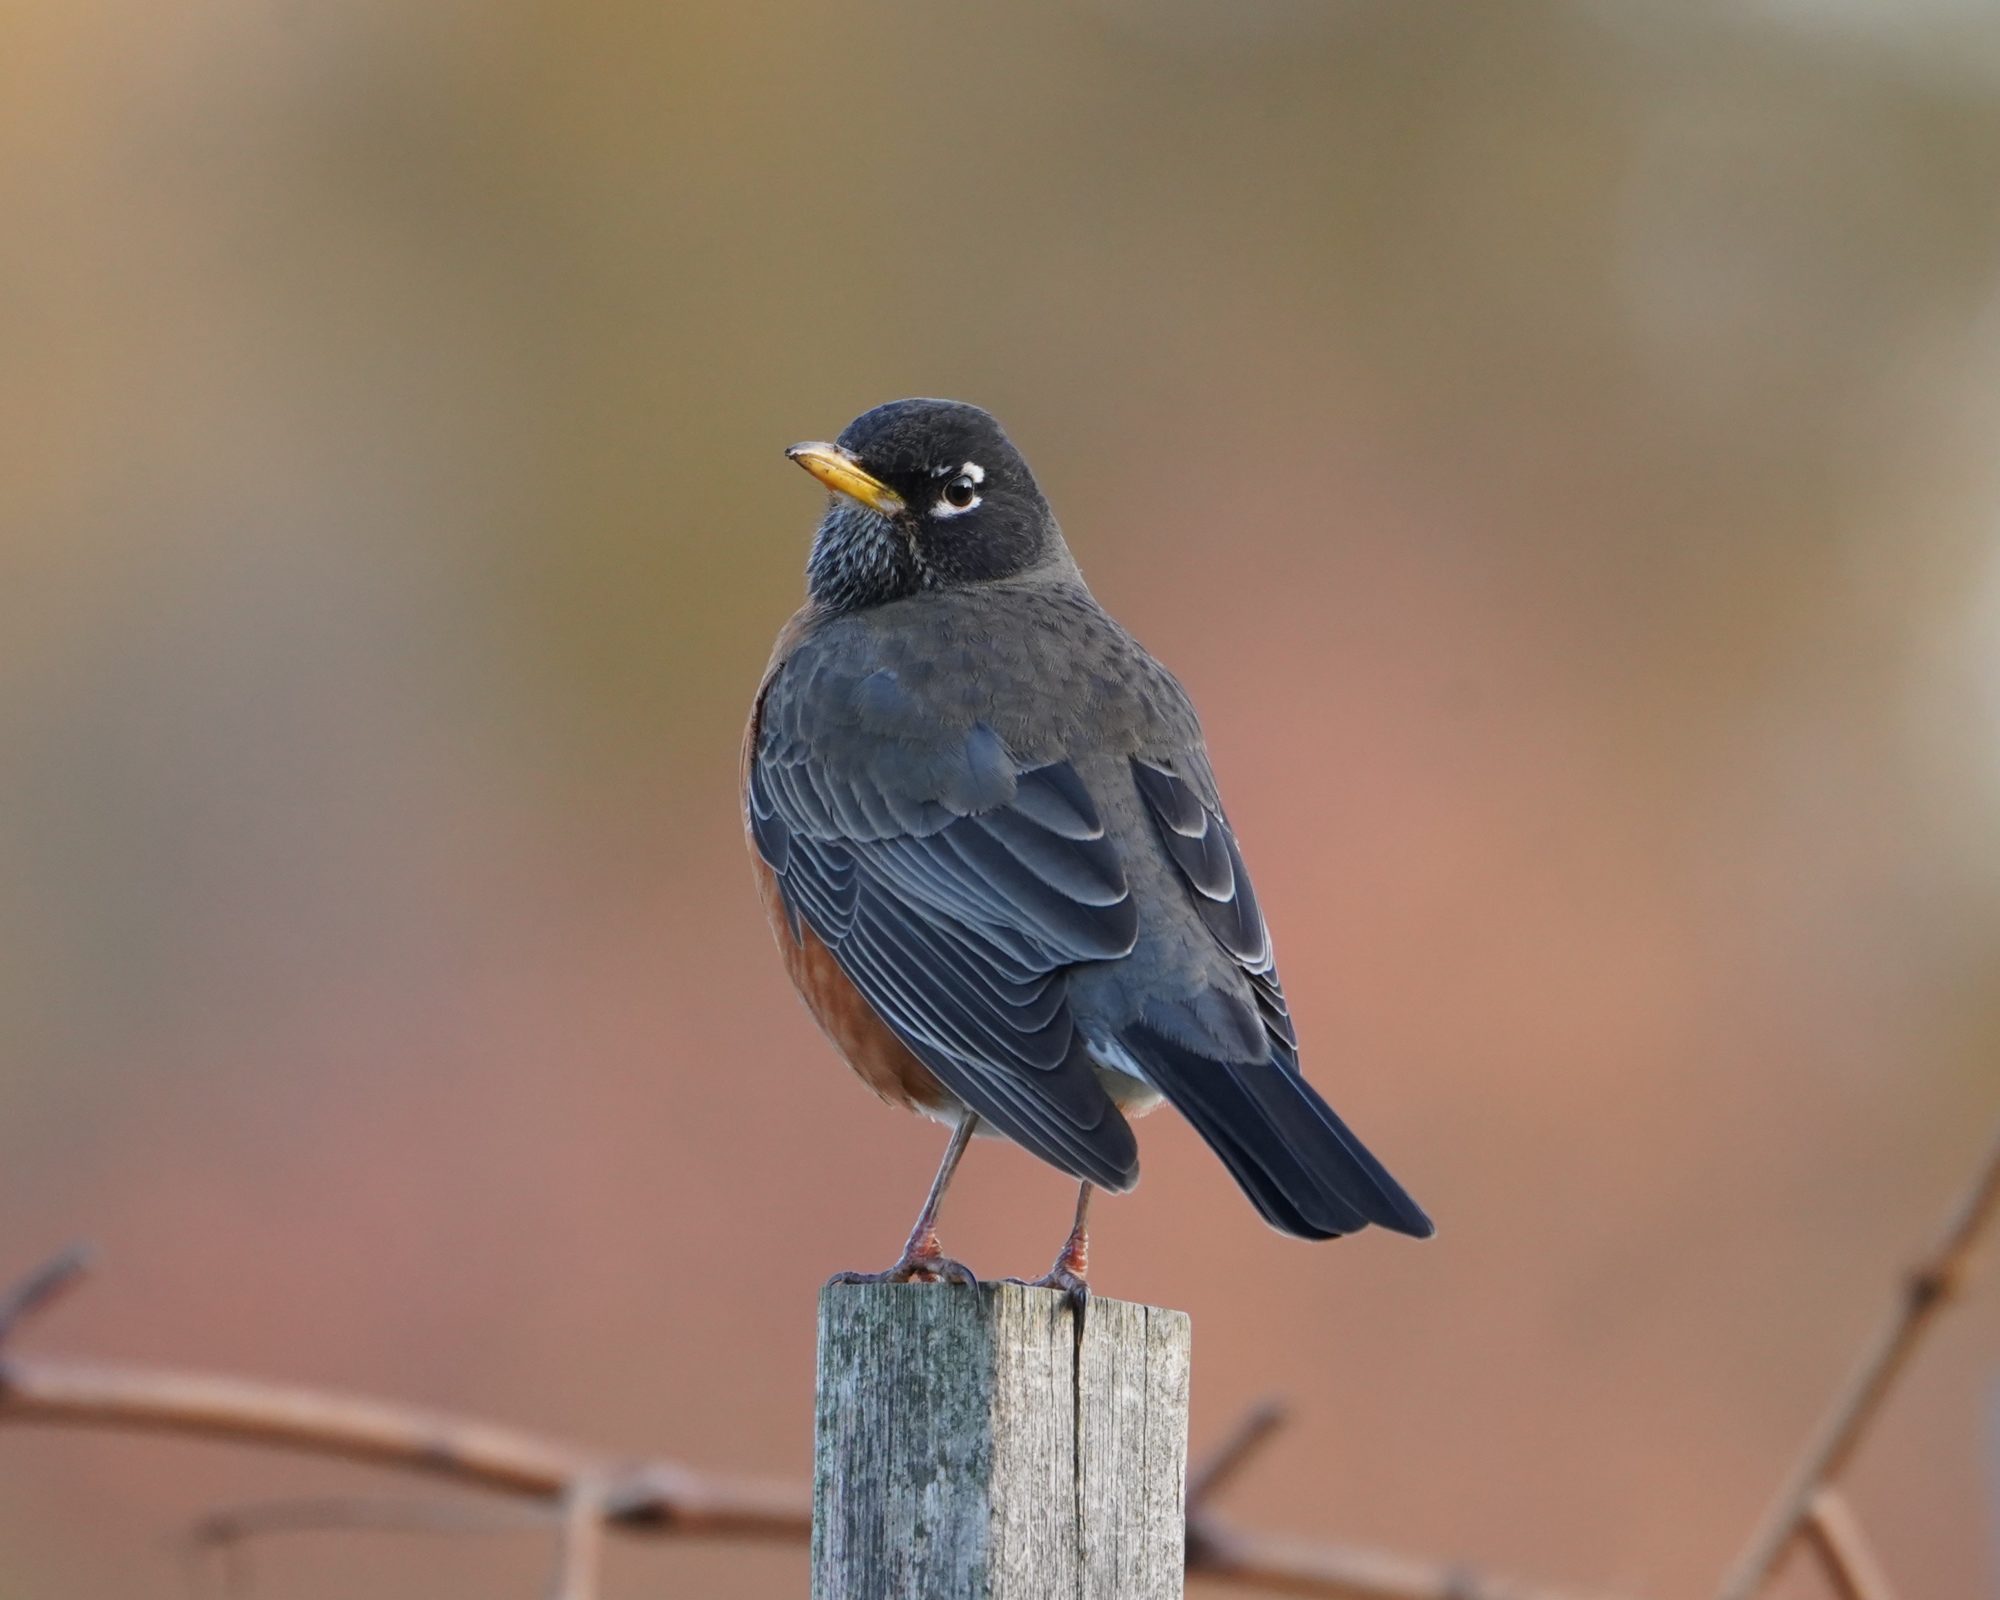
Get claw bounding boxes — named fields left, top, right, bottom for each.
left=830, top=1121, right=981, bottom=1292
left=1004, top=1265, right=1090, bottom=1318
left=1005, top=1204, right=1091, bottom=1318
left=828, top=1243, right=978, bottom=1290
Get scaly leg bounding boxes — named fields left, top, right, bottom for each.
left=1008, top=1182, right=1092, bottom=1311
left=829, top=1116, right=980, bottom=1288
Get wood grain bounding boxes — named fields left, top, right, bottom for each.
left=813, top=1282, right=1191, bottom=1600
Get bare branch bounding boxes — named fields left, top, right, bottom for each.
left=1183, top=1521, right=1628, bottom=1600
left=546, top=1478, right=608, bottom=1600
left=191, top=1494, right=550, bottom=1548
left=0, top=1349, right=1616, bottom=1600
left=1187, top=1397, right=1288, bottom=1514
left=1715, top=1122, right=2000, bottom=1600
left=1800, top=1490, right=1901, bottom=1600
left=0, top=1355, right=809, bottom=1540
left=1179, top=1398, right=1634, bottom=1599
left=180, top=1495, right=546, bottom=1600
left=13, top=1106, right=1998, bottom=1600
left=0, top=1244, right=95, bottom=1345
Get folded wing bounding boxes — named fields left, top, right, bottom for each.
left=749, top=722, right=1141, bottom=1191
left=1124, top=758, right=1433, bottom=1239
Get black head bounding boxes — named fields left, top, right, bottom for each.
left=787, top=399, right=1068, bottom=612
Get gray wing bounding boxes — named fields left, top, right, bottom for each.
left=749, top=660, right=1141, bottom=1190
left=1128, top=757, right=1295, bottom=1052
left=1117, top=756, right=1434, bottom=1240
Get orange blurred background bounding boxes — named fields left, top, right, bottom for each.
left=4, top=4, right=1998, bottom=1597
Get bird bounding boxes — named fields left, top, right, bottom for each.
left=745, top=398, right=1432, bottom=1297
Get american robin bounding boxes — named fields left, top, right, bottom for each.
left=746, top=398, right=1431, bottom=1295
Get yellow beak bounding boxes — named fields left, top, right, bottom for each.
left=786, top=442, right=906, bottom=517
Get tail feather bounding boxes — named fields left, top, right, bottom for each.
left=1122, top=1022, right=1434, bottom=1241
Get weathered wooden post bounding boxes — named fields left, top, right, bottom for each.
left=813, top=1282, right=1192, bottom=1600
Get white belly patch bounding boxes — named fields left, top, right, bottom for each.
left=1085, top=1037, right=1165, bottom=1117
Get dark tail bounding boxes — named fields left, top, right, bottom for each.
left=1121, top=1022, right=1434, bottom=1241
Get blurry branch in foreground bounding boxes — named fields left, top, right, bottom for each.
left=0, top=1264, right=1611, bottom=1600
left=0, top=1241, right=92, bottom=1343
left=1797, top=1491, right=1900, bottom=1600
left=0, top=1121, right=1994, bottom=1600
left=1177, top=1399, right=1613, bottom=1599
left=1715, top=1122, right=2000, bottom=1600
left=546, top=1477, right=610, bottom=1600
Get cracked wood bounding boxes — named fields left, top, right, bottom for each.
left=812, top=1282, right=1191, bottom=1600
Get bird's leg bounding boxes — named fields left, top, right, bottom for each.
left=1007, top=1182, right=1092, bottom=1311
left=829, top=1116, right=979, bottom=1288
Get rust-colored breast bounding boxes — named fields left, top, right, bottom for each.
left=743, top=615, right=956, bottom=1118
left=748, top=850, right=956, bottom=1115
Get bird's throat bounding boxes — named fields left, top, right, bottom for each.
left=805, top=503, right=924, bottom=613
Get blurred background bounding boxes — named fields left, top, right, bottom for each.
left=4, top=2, right=1999, bottom=1596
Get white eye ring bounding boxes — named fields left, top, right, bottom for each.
left=936, top=469, right=981, bottom=518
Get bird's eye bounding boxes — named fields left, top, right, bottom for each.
left=931, top=460, right=984, bottom=517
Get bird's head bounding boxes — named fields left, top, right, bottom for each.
left=788, top=399, right=1069, bottom=612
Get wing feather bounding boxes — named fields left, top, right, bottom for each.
left=752, top=712, right=1140, bottom=1191
left=1125, top=756, right=1433, bottom=1239
left=1132, top=759, right=1268, bottom=964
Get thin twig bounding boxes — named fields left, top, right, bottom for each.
left=0, top=1244, right=95, bottom=1345
left=1715, top=1122, right=2000, bottom=1600
left=546, top=1478, right=608, bottom=1600
left=183, top=1495, right=550, bottom=1600
left=1800, top=1489, right=1901, bottom=1600
left=1187, top=1397, right=1289, bottom=1514
left=1185, top=1521, right=1624, bottom=1600
left=1179, top=1397, right=1629, bottom=1598
left=185, top=1531, right=252, bottom=1600
left=192, top=1494, right=552, bottom=1548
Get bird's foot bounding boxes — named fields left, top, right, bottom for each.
left=1003, top=1264, right=1091, bottom=1317
left=1005, top=1224, right=1091, bottom=1316
left=827, top=1232, right=977, bottom=1289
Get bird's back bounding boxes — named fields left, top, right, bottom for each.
left=753, top=572, right=1432, bottom=1239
